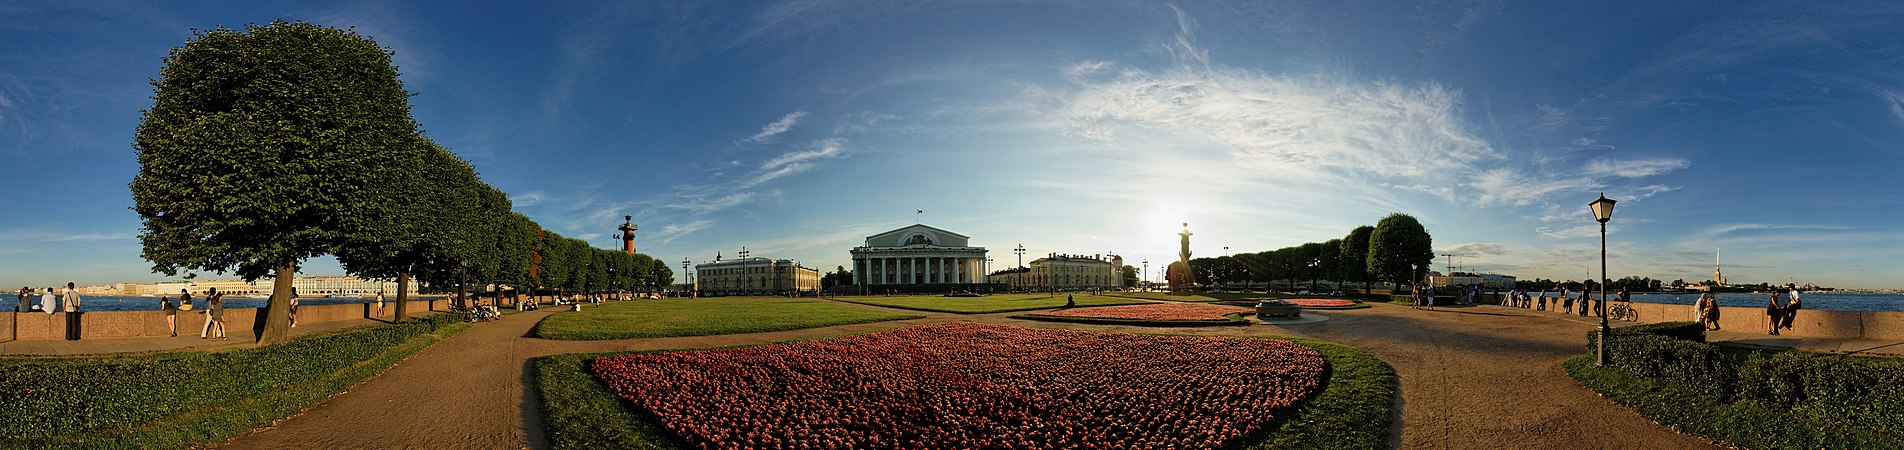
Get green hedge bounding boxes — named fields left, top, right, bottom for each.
left=0, top=314, right=467, bottom=449
left=1738, top=351, right=1904, bottom=437
left=1573, top=321, right=1904, bottom=449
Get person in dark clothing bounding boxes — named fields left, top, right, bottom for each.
left=1765, top=292, right=1784, bottom=336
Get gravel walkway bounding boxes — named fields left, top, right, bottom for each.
left=216, top=300, right=1719, bottom=449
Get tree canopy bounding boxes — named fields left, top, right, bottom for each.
left=135, top=21, right=667, bottom=337
left=1367, top=213, right=1435, bottom=288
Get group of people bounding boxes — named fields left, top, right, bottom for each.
left=1499, top=286, right=1632, bottom=318
left=16, top=283, right=81, bottom=314
left=156, top=288, right=228, bottom=339
left=1692, top=292, right=1723, bottom=331
left=1765, top=284, right=1803, bottom=335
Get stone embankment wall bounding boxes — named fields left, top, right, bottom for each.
left=1, top=300, right=445, bottom=341
left=1483, top=294, right=1904, bottom=340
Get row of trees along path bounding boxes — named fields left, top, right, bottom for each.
left=131, top=21, right=671, bottom=345
left=1183, top=213, right=1435, bottom=293
left=216, top=299, right=1717, bottom=449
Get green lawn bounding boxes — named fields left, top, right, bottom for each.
left=533, top=332, right=1396, bottom=450
left=532, top=297, right=924, bottom=340
left=0, top=314, right=467, bottom=449
left=834, top=293, right=1151, bottom=314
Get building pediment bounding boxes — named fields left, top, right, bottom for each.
left=864, top=224, right=971, bottom=248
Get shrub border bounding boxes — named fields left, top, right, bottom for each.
left=532, top=327, right=1397, bottom=450
left=2, top=314, right=469, bottom=449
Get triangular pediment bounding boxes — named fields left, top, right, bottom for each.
left=865, top=224, right=971, bottom=248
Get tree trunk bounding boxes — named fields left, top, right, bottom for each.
left=395, top=271, right=411, bottom=323
left=257, top=262, right=296, bottom=344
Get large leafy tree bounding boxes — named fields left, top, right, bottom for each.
left=493, top=212, right=539, bottom=304
left=1340, top=226, right=1375, bottom=292
left=1368, top=213, right=1435, bottom=290
left=132, top=21, right=419, bottom=344
left=1318, top=238, right=1343, bottom=288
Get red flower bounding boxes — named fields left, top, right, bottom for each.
left=592, top=323, right=1326, bottom=449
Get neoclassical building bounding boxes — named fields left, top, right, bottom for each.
left=695, top=256, right=821, bottom=296
left=851, top=224, right=988, bottom=289
left=988, top=253, right=1124, bottom=291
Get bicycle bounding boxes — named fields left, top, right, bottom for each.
left=1607, top=301, right=1639, bottom=322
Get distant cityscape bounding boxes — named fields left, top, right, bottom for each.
left=69, top=275, right=419, bottom=298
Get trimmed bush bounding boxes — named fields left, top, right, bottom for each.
left=0, top=313, right=466, bottom=449
left=1573, top=320, right=1904, bottom=449
left=1737, top=351, right=1904, bottom=437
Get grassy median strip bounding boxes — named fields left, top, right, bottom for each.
left=1012, top=312, right=1254, bottom=327
left=834, top=293, right=1150, bottom=313
left=532, top=297, right=923, bottom=340
left=0, top=314, right=468, bottom=449
left=534, top=332, right=1396, bottom=450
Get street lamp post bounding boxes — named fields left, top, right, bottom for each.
left=1142, top=259, right=1149, bottom=292
left=1015, top=244, right=1026, bottom=268
left=1590, top=193, right=1618, bottom=367
left=682, top=258, right=691, bottom=297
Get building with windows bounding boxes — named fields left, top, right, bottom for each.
left=695, top=256, right=821, bottom=295
left=989, top=253, right=1124, bottom=291
left=850, top=224, right=988, bottom=292
left=1427, top=271, right=1516, bottom=289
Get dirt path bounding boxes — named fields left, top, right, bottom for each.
left=218, top=300, right=1718, bottom=449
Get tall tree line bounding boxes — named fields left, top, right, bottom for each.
left=1183, top=213, right=1433, bottom=293
left=130, top=21, right=668, bottom=344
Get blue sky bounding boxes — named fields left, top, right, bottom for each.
left=4, top=1, right=1903, bottom=290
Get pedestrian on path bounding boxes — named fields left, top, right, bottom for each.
left=208, top=292, right=227, bottom=340
left=162, top=296, right=178, bottom=337
left=62, top=282, right=83, bottom=341
left=289, top=287, right=300, bottom=328
left=1694, top=293, right=1709, bottom=328
left=201, top=288, right=220, bottom=338
left=1579, top=290, right=1591, bottom=317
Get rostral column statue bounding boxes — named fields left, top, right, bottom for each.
left=1170, top=223, right=1193, bottom=292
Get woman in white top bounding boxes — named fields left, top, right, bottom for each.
left=61, top=282, right=81, bottom=312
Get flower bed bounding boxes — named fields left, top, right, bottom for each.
left=592, top=322, right=1327, bottom=449
left=1028, top=303, right=1253, bottom=322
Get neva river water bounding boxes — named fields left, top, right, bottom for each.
left=6, top=295, right=389, bottom=312
left=1629, top=292, right=1904, bottom=313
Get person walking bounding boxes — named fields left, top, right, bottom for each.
left=161, top=296, right=178, bottom=337
left=288, top=287, right=300, bottom=328
left=208, top=292, right=227, bottom=340
left=1694, top=293, right=1709, bottom=329
left=1579, top=289, right=1591, bottom=317
left=200, top=288, right=220, bottom=338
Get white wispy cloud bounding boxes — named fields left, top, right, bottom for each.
left=509, top=191, right=546, bottom=207
left=1585, top=158, right=1691, bottom=178
left=654, top=219, right=716, bottom=245
left=746, top=138, right=844, bottom=187
left=748, top=111, right=808, bottom=143
left=1441, top=242, right=1508, bottom=257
